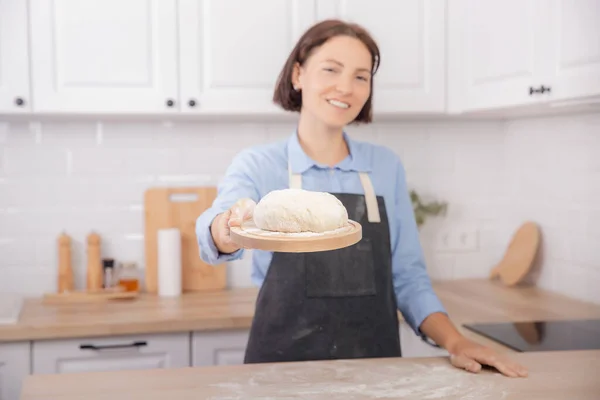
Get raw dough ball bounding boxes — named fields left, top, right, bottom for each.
left=253, top=188, right=348, bottom=233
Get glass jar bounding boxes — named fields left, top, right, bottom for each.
left=117, top=262, right=140, bottom=292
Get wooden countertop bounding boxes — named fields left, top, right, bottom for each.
left=20, top=349, right=600, bottom=399
left=2, top=278, right=600, bottom=346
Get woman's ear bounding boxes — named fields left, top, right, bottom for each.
left=291, top=62, right=302, bottom=91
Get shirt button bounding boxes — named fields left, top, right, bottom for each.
left=329, top=169, right=334, bottom=176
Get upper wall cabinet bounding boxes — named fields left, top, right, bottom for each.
left=317, top=0, right=446, bottom=114
left=2, top=0, right=599, bottom=117
left=447, top=0, right=600, bottom=113
left=29, top=0, right=179, bottom=114
left=178, top=0, right=317, bottom=115
left=546, top=0, right=600, bottom=103
left=0, top=0, right=31, bottom=113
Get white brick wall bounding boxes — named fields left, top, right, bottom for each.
left=0, top=112, right=598, bottom=305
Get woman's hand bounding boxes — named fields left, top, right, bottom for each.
left=210, top=198, right=256, bottom=254
left=448, top=337, right=528, bottom=378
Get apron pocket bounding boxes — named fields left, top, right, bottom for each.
left=305, top=238, right=377, bottom=297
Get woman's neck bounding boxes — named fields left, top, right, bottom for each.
left=296, top=115, right=349, bottom=166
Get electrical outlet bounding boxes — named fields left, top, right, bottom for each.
left=435, top=227, right=479, bottom=252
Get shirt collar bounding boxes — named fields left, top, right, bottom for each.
left=287, top=129, right=372, bottom=174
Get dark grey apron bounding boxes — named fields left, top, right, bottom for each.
left=244, top=161, right=401, bottom=363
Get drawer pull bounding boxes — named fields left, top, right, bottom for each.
left=79, top=341, right=148, bottom=351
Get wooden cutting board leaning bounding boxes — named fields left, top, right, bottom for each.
left=489, top=221, right=541, bottom=286
left=144, top=187, right=226, bottom=293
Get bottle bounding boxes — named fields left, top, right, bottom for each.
left=102, top=258, right=115, bottom=288
left=117, top=262, right=140, bottom=292
left=57, top=232, right=74, bottom=293
left=86, top=232, right=103, bottom=291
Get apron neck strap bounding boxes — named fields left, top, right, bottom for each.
left=288, top=158, right=381, bottom=223
left=288, top=158, right=303, bottom=190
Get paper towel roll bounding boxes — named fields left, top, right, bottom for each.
left=157, top=228, right=182, bottom=297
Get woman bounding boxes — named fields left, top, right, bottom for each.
left=196, top=19, right=527, bottom=378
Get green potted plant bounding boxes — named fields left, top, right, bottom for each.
left=410, top=190, right=448, bottom=228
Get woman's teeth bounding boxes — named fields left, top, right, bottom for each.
left=328, top=99, right=349, bottom=109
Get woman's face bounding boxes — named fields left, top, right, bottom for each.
left=293, top=35, right=373, bottom=128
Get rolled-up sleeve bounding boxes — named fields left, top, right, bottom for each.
left=195, top=149, right=261, bottom=265
left=391, top=157, right=447, bottom=336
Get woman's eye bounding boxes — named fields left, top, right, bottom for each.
left=324, top=68, right=336, bottom=72
left=357, top=76, right=368, bottom=81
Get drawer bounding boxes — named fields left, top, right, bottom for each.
left=192, top=329, right=250, bottom=366
left=32, top=332, right=190, bottom=374
left=0, top=341, right=30, bottom=400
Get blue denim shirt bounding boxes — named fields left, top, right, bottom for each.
left=196, top=131, right=447, bottom=336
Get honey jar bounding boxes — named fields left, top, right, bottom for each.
left=117, top=262, right=140, bottom=292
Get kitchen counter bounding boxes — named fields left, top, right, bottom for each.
left=2, top=278, right=600, bottom=351
left=20, top=349, right=600, bottom=399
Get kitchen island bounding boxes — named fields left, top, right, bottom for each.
left=3, top=278, right=600, bottom=400
left=20, top=349, right=600, bottom=399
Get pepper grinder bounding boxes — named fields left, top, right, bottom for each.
left=86, top=232, right=103, bottom=291
left=57, top=232, right=74, bottom=293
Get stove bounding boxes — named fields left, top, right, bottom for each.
left=462, top=319, right=600, bottom=352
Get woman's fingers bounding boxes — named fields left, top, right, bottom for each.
left=475, top=352, right=528, bottom=378
left=229, top=198, right=256, bottom=227
left=451, top=350, right=528, bottom=378
left=450, top=354, right=482, bottom=373
left=219, top=210, right=233, bottom=244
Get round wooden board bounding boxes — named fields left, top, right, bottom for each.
left=489, top=221, right=540, bottom=286
left=229, top=220, right=362, bottom=253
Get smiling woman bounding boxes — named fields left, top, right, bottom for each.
left=272, top=19, right=380, bottom=126
left=195, top=19, right=528, bottom=379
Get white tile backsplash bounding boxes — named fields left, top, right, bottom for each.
left=0, top=112, right=599, bottom=304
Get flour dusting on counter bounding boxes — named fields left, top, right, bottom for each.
left=207, top=360, right=511, bottom=400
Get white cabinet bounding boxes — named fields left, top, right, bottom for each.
left=546, top=0, right=600, bottom=103
left=318, top=0, right=446, bottom=113
left=191, top=326, right=450, bottom=365
left=2, top=1, right=599, bottom=116
left=448, top=0, right=600, bottom=113
left=0, top=0, right=31, bottom=113
left=399, top=321, right=449, bottom=358
left=192, top=329, right=250, bottom=366
left=27, top=0, right=317, bottom=116
left=178, top=0, right=317, bottom=115
left=0, top=342, right=30, bottom=400
left=29, top=0, right=179, bottom=114
left=32, top=333, right=190, bottom=374
left=447, top=0, right=552, bottom=113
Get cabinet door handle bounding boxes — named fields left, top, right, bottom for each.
left=79, top=341, right=147, bottom=351
left=529, top=85, right=551, bottom=95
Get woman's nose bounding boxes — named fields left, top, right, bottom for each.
left=335, top=76, right=353, bottom=94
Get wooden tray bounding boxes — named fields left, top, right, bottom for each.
left=230, top=220, right=362, bottom=253
left=43, top=288, right=138, bottom=304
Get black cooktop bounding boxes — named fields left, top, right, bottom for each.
left=462, top=319, right=600, bottom=352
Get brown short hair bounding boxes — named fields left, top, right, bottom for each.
left=273, top=19, right=380, bottom=124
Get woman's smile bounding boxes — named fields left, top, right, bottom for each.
left=326, top=98, right=351, bottom=109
